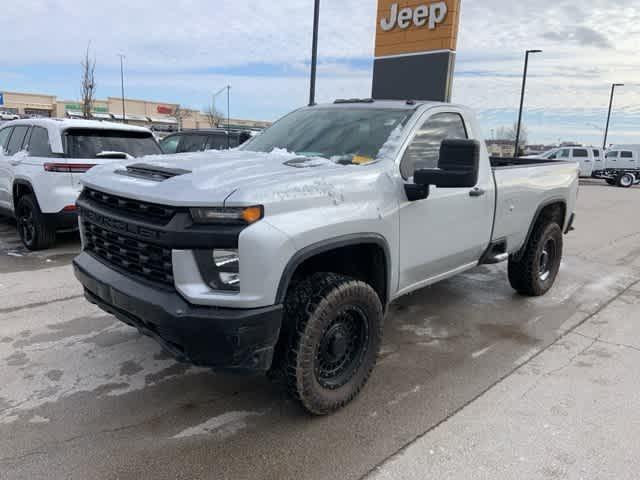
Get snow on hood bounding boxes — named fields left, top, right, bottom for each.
left=81, top=147, right=374, bottom=207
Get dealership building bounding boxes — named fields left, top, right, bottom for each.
left=0, top=91, right=271, bottom=132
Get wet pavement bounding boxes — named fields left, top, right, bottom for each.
left=1, top=181, right=639, bottom=479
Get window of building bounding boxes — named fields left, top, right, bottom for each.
left=6, top=126, right=30, bottom=155
left=573, top=149, right=588, bottom=157
left=27, top=126, right=53, bottom=157
left=400, top=112, right=468, bottom=178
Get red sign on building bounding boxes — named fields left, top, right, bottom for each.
left=157, top=105, right=173, bottom=114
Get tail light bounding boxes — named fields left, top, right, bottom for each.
left=44, top=163, right=96, bottom=173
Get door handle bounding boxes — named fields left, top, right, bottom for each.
left=469, top=187, right=486, bottom=197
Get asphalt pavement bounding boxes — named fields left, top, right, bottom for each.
left=1, top=180, right=639, bottom=480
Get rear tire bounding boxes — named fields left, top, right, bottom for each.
left=16, top=194, right=56, bottom=250
left=617, top=173, right=635, bottom=188
left=508, top=222, right=563, bottom=297
left=278, top=272, right=383, bottom=415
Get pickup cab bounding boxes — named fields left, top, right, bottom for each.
left=72, top=100, right=579, bottom=415
left=555, top=146, right=604, bottom=177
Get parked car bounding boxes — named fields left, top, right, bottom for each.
left=159, top=129, right=252, bottom=154
left=0, top=118, right=162, bottom=249
left=554, top=146, right=603, bottom=177
left=73, top=99, right=579, bottom=415
left=0, top=111, right=20, bottom=121
left=595, top=145, right=640, bottom=187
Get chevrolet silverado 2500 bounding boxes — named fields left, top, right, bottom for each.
left=73, top=100, right=579, bottom=414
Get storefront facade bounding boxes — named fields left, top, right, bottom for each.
left=0, top=90, right=270, bottom=132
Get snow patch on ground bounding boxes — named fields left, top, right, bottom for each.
left=172, top=410, right=263, bottom=440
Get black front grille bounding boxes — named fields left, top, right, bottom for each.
left=83, top=188, right=177, bottom=224
left=83, top=220, right=174, bottom=286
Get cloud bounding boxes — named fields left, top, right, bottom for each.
left=542, top=27, right=613, bottom=49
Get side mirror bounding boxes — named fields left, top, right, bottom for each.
left=414, top=139, right=480, bottom=189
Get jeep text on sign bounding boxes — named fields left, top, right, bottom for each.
left=375, top=0, right=461, bottom=58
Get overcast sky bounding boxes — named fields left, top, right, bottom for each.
left=1, top=0, right=638, bottom=144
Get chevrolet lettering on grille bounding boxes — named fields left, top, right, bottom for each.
left=82, top=209, right=167, bottom=240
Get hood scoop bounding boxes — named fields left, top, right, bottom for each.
left=115, top=163, right=192, bottom=182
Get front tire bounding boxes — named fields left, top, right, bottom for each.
left=16, top=194, right=56, bottom=250
left=508, top=222, right=563, bottom=296
left=280, top=273, right=383, bottom=415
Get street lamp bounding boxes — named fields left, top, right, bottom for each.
left=213, top=85, right=231, bottom=148
left=309, top=0, right=320, bottom=106
left=117, top=54, right=126, bottom=124
left=603, top=83, right=624, bottom=149
left=514, top=49, right=542, bottom=157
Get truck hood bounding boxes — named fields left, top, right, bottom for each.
left=81, top=149, right=378, bottom=207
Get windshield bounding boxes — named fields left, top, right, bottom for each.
left=242, top=107, right=412, bottom=164
left=64, top=129, right=162, bottom=158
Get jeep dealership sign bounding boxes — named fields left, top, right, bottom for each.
left=380, top=2, right=448, bottom=32
left=372, top=0, right=461, bottom=102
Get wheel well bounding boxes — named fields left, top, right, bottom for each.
left=536, top=201, right=566, bottom=229
left=284, top=243, right=389, bottom=307
left=12, top=181, right=34, bottom=208
left=513, top=201, right=566, bottom=262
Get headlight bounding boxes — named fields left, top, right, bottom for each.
left=190, top=206, right=263, bottom=225
left=194, top=249, right=240, bottom=292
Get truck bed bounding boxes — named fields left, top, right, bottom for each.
left=490, top=158, right=579, bottom=255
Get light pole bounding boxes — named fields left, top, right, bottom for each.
left=117, top=54, right=126, bottom=124
left=226, top=85, right=231, bottom=149
left=309, top=0, right=320, bottom=106
left=514, top=49, right=542, bottom=157
left=213, top=86, right=231, bottom=147
left=603, top=83, right=624, bottom=149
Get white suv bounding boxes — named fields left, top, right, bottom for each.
left=0, top=118, right=161, bottom=249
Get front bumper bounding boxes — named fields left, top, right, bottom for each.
left=43, top=210, right=78, bottom=230
left=73, top=252, right=282, bottom=372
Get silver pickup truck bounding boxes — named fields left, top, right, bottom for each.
left=73, top=99, right=579, bottom=415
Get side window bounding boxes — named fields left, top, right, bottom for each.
left=27, top=127, right=52, bottom=157
left=606, top=151, right=618, bottom=158
left=559, top=149, right=571, bottom=158
left=177, top=134, right=207, bottom=153
left=621, top=151, right=633, bottom=158
left=592, top=149, right=600, bottom=157
left=0, top=127, right=13, bottom=154
left=400, top=112, right=468, bottom=178
left=573, top=149, right=588, bottom=158
left=160, top=135, right=180, bottom=154
left=206, top=134, right=229, bottom=150
left=5, top=126, right=30, bottom=155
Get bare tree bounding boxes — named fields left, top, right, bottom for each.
left=203, top=103, right=223, bottom=128
left=173, top=105, right=192, bottom=131
left=81, top=44, right=97, bottom=119
left=495, top=122, right=528, bottom=152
